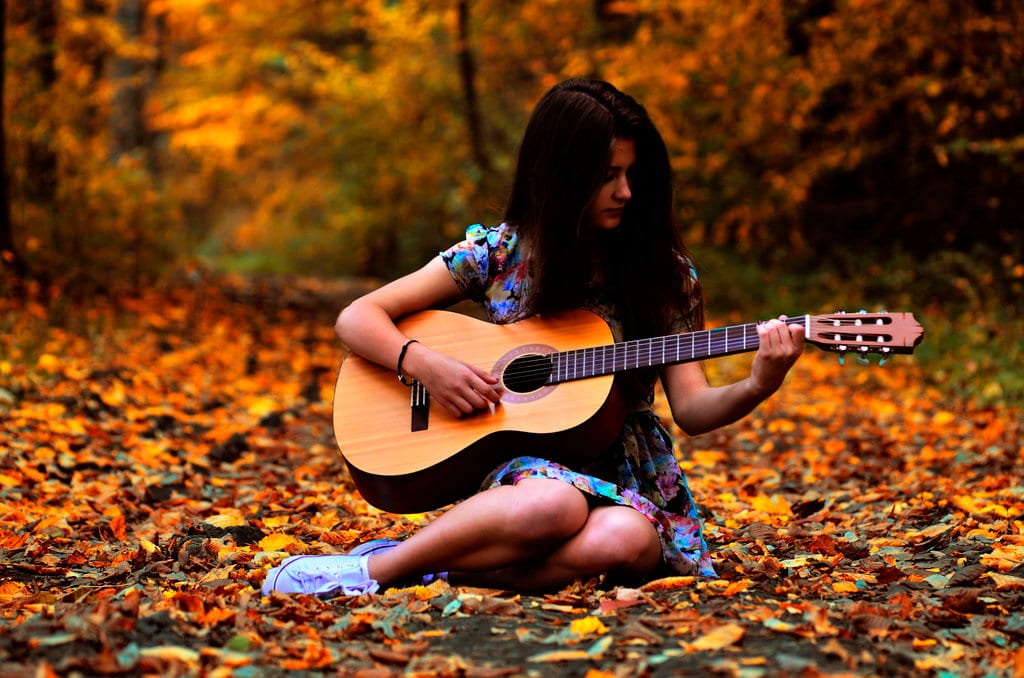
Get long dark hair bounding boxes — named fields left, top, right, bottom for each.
left=504, top=78, right=704, bottom=340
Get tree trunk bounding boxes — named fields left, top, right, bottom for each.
left=456, top=0, right=489, bottom=172
left=0, top=0, right=23, bottom=277
left=16, top=0, right=58, bottom=207
left=110, top=0, right=147, bottom=158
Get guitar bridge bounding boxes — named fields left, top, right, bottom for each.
left=410, top=381, right=429, bottom=432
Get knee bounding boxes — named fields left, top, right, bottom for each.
left=583, top=508, right=662, bottom=573
left=504, top=480, right=589, bottom=544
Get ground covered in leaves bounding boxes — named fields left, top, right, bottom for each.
left=1, top=275, right=1022, bottom=677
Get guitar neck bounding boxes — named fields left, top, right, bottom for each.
left=549, top=316, right=809, bottom=383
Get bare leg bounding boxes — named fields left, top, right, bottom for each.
left=457, top=505, right=663, bottom=591
left=366, top=478, right=591, bottom=586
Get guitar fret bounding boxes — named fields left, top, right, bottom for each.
left=550, top=317, right=820, bottom=384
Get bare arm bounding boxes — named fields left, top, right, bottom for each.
left=662, top=318, right=805, bottom=436
left=334, top=257, right=502, bottom=417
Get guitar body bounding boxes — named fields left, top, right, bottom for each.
left=333, top=309, right=626, bottom=513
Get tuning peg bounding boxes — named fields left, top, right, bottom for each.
left=878, top=356, right=888, bottom=367
left=838, top=353, right=846, bottom=366
left=856, top=355, right=870, bottom=366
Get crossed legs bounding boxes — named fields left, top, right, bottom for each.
left=366, top=478, right=663, bottom=592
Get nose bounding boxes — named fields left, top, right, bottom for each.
left=614, top=176, right=631, bottom=201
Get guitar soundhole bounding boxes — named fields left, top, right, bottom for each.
left=502, top=354, right=553, bottom=394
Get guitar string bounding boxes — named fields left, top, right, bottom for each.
left=449, top=315, right=897, bottom=384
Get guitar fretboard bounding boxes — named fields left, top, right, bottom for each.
left=550, top=317, right=807, bottom=384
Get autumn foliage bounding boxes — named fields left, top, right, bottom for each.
left=1, top=278, right=1022, bottom=675
left=3, top=0, right=1023, bottom=287
left=2, top=1, right=1024, bottom=674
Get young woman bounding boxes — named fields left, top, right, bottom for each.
left=262, top=79, right=804, bottom=596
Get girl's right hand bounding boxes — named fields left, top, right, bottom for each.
left=402, top=343, right=503, bottom=417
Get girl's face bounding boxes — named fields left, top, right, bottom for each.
left=588, top=138, right=635, bottom=231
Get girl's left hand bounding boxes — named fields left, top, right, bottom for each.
left=750, top=316, right=805, bottom=397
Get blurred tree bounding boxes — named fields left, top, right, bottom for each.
left=8, top=0, right=58, bottom=280
left=796, top=0, right=1023, bottom=261
left=110, top=0, right=147, bottom=157
left=0, top=0, right=22, bottom=279
left=5, top=0, right=174, bottom=295
left=2, top=0, right=1020, bottom=301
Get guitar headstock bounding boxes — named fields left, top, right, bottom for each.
left=807, top=311, right=924, bottom=364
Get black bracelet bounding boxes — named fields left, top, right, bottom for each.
left=396, top=339, right=419, bottom=386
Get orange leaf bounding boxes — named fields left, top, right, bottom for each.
left=109, top=513, right=127, bottom=541
left=197, top=606, right=236, bottom=625
left=687, top=622, right=745, bottom=651
left=986, top=573, right=1024, bottom=591
left=640, top=576, right=695, bottom=592
left=723, top=579, right=752, bottom=596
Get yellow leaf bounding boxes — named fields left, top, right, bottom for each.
left=100, top=381, right=126, bottom=407
left=37, top=354, right=60, bottom=372
left=751, top=493, right=793, bottom=516
left=687, top=622, right=745, bottom=651
left=258, top=534, right=304, bottom=553
left=832, top=581, right=859, bottom=593
left=246, top=397, right=278, bottom=417
left=569, top=617, right=608, bottom=638
left=932, top=411, right=956, bottom=426
left=205, top=512, right=246, bottom=528
left=691, top=449, right=727, bottom=466
left=952, top=495, right=1016, bottom=519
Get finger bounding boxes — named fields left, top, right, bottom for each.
left=463, top=388, right=490, bottom=410
left=757, top=321, right=777, bottom=351
left=446, top=396, right=476, bottom=417
left=470, top=367, right=503, bottom=396
left=472, top=379, right=503, bottom=402
left=788, top=323, right=806, bottom=343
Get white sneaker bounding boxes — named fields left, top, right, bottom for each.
left=261, top=554, right=379, bottom=596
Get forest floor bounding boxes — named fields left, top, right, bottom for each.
left=1, top=273, right=1022, bottom=677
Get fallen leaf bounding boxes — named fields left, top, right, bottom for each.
left=686, top=622, right=745, bottom=651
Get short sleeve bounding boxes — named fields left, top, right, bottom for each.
left=439, top=223, right=529, bottom=323
left=439, top=224, right=494, bottom=301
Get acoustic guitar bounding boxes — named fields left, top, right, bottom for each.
left=333, top=309, right=923, bottom=513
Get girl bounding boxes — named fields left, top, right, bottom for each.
left=262, top=79, right=804, bottom=596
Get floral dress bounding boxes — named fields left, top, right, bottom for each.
left=440, top=223, right=716, bottom=578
